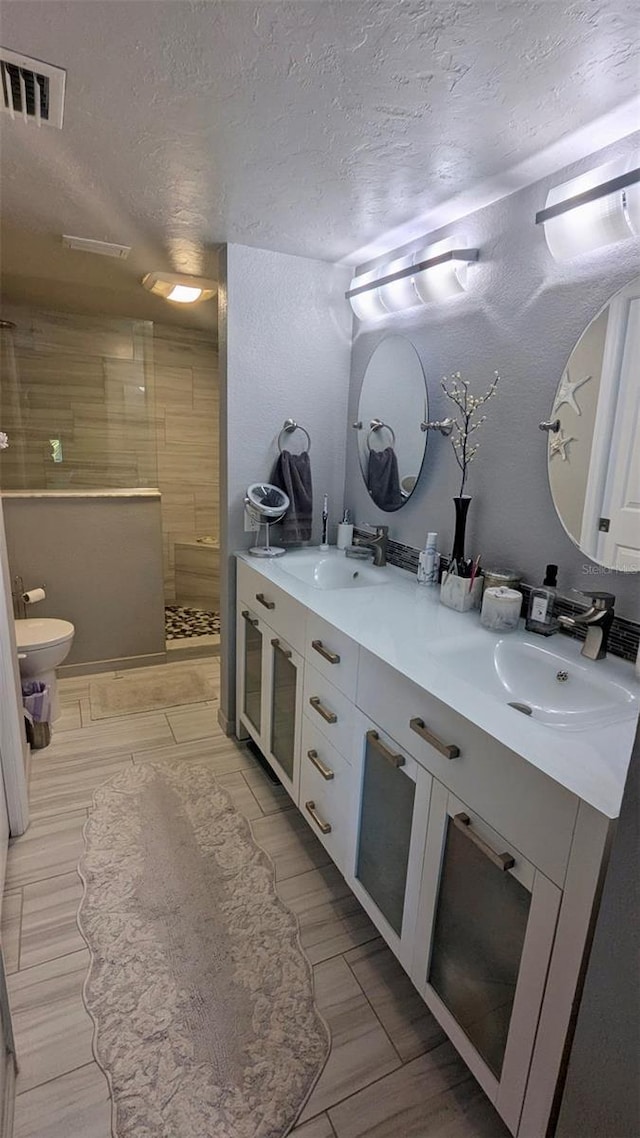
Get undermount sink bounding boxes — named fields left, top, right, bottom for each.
left=432, top=633, right=638, bottom=730
left=278, top=552, right=390, bottom=590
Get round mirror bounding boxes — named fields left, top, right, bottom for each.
left=356, top=336, right=428, bottom=511
left=548, top=276, right=640, bottom=571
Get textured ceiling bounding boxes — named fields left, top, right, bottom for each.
left=0, top=0, right=638, bottom=276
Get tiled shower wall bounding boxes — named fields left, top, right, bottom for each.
left=0, top=306, right=219, bottom=604
left=152, top=323, right=219, bottom=603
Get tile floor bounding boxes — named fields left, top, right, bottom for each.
left=1, top=657, right=509, bottom=1138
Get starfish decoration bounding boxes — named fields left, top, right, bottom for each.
left=549, top=427, right=576, bottom=462
left=554, top=369, right=591, bottom=416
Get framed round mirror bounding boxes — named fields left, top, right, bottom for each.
left=547, top=276, right=640, bottom=571
left=355, top=335, right=428, bottom=511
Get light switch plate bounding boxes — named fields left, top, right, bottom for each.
left=244, top=507, right=260, bottom=533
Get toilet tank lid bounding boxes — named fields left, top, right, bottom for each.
left=15, top=618, right=75, bottom=650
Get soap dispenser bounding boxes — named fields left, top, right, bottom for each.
left=526, top=564, right=558, bottom=635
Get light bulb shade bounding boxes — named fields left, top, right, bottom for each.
left=412, top=238, right=468, bottom=303
left=378, top=256, right=420, bottom=312
left=348, top=271, right=388, bottom=320
left=540, top=160, right=637, bottom=261
left=142, top=272, right=216, bottom=303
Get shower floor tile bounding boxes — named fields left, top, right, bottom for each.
left=165, top=605, right=220, bottom=640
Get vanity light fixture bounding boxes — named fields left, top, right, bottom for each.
left=141, top=272, right=217, bottom=304
left=536, top=159, right=640, bottom=261
left=346, top=239, right=479, bottom=320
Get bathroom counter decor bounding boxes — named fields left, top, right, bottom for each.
left=441, top=369, right=500, bottom=563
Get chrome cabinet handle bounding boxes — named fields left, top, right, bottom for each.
left=312, top=639, right=341, bottom=665
left=366, top=729, right=405, bottom=768
left=453, top=813, right=515, bottom=872
left=307, top=749, right=334, bottom=780
left=241, top=610, right=258, bottom=626
left=309, top=696, right=337, bottom=724
left=305, top=800, right=332, bottom=834
left=271, top=637, right=292, bottom=659
left=409, top=716, right=460, bottom=760
left=255, top=592, right=275, bottom=610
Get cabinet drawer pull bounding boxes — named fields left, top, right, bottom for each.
left=241, top=610, right=259, bottom=626
left=307, top=749, right=334, bottom=780
left=305, top=800, right=332, bottom=834
left=309, top=696, right=337, bottom=724
left=453, top=813, right=515, bottom=872
left=312, top=639, right=341, bottom=664
left=366, top=729, right=405, bottom=768
left=255, top=592, right=275, bottom=610
left=410, top=717, right=460, bottom=760
left=271, top=638, right=292, bottom=659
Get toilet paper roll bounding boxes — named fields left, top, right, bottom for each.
left=23, top=588, right=46, bottom=605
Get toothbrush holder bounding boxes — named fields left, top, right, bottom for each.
left=440, top=573, right=483, bottom=613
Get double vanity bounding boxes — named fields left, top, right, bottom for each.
left=235, top=547, right=638, bottom=1137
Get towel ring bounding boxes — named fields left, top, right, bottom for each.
left=366, top=418, right=396, bottom=451
left=278, top=418, right=311, bottom=454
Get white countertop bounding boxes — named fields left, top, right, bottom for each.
left=237, top=548, right=639, bottom=819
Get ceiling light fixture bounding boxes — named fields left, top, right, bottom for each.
left=536, top=159, right=640, bottom=261
left=142, top=272, right=216, bottom=304
left=346, top=240, right=479, bottom=320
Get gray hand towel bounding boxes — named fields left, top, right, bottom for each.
left=367, top=447, right=403, bottom=510
left=270, top=450, right=313, bottom=543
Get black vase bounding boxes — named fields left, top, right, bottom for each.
left=451, top=496, right=471, bottom=564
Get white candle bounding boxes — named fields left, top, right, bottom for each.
left=480, top=586, right=522, bottom=631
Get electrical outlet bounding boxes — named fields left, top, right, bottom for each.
left=244, top=506, right=259, bottom=533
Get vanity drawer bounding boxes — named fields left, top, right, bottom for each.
left=305, top=613, right=359, bottom=700
left=237, top=559, right=306, bottom=653
left=300, top=716, right=349, bottom=870
left=303, top=662, right=356, bottom=762
left=357, top=650, right=578, bottom=887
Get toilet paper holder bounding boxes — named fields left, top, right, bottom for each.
left=12, top=576, right=47, bottom=620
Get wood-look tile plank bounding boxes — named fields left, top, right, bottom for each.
left=5, top=812, right=87, bottom=890
left=277, top=865, right=378, bottom=965
left=54, top=701, right=82, bottom=732
left=243, top=764, right=292, bottom=814
left=13, top=1062, right=111, bottom=1138
left=1, top=890, right=23, bottom=974
left=251, top=809, right=332, bottom=882
left=291, top=1114, right=336, bottom=1138
left=20, top=873, right=85, bottom=970
left=28, top=754, right=133, bottom=821
left=299, top=956, right=400, bottom=1122
left=167, top=703, right=219, bottom=742
left=345, top=938, right=446, bottom=1061
left=8, top=950, right=94, bottom=1093
left=328, top=1041, right=510, bottom=1138
left=40, top=712, right=173, bottom=762
left=216, top=771, right=263, bottom=821
left=132, top=735, right=256, bottom=775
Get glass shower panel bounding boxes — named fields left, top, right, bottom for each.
left=270, top=646, right=296, bottom=781
left=0, top=310, right=157, bottom=490
left=428, top=817, right=531, bottom=1078
left=356, top=733, right=415, bottom=936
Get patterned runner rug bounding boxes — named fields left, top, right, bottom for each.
left=78, top=761, right=330, bottom=1137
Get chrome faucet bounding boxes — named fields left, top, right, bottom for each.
left=351, top=525, right=389, bottom=567
left=558, top=591, right=615, bottom=661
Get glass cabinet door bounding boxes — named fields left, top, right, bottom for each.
left=427, top=812, right=530, bottom=1078
left=356, top=729, right=416, bottom=937
left=241, top=610, right=263, bottom=735
left=270, top=638, right=298, bottom=782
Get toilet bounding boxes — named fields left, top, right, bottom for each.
left=15, top=618, right=75, bottom=723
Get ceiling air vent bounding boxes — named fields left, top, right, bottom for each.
left=1, top=47, right=66, bottom=128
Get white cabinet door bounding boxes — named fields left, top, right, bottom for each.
left=413, top=781, right=561, bottom=1135
left=345, top=710, right=432, bottom=974
left=236, top=602, right=270, bottom=753
left=264, top=632, right=304, bottom=803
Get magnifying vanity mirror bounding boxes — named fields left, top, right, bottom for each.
left=355, top=335, right=428, bottom=511
left=547, top=276, right=640, bottom=571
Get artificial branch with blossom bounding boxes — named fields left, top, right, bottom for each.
left=441, top=370, right=500, bottom=497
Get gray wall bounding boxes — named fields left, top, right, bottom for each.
left=345, top=132, right=640, bottom=621
left=3, top=491, right=165, bottom=669
left=219, top=243, right=352, bottom=726
left=555, top=722, right=640, bottom=1138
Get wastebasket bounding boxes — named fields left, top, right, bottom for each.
left=22, top=681, right=52, bottom=750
